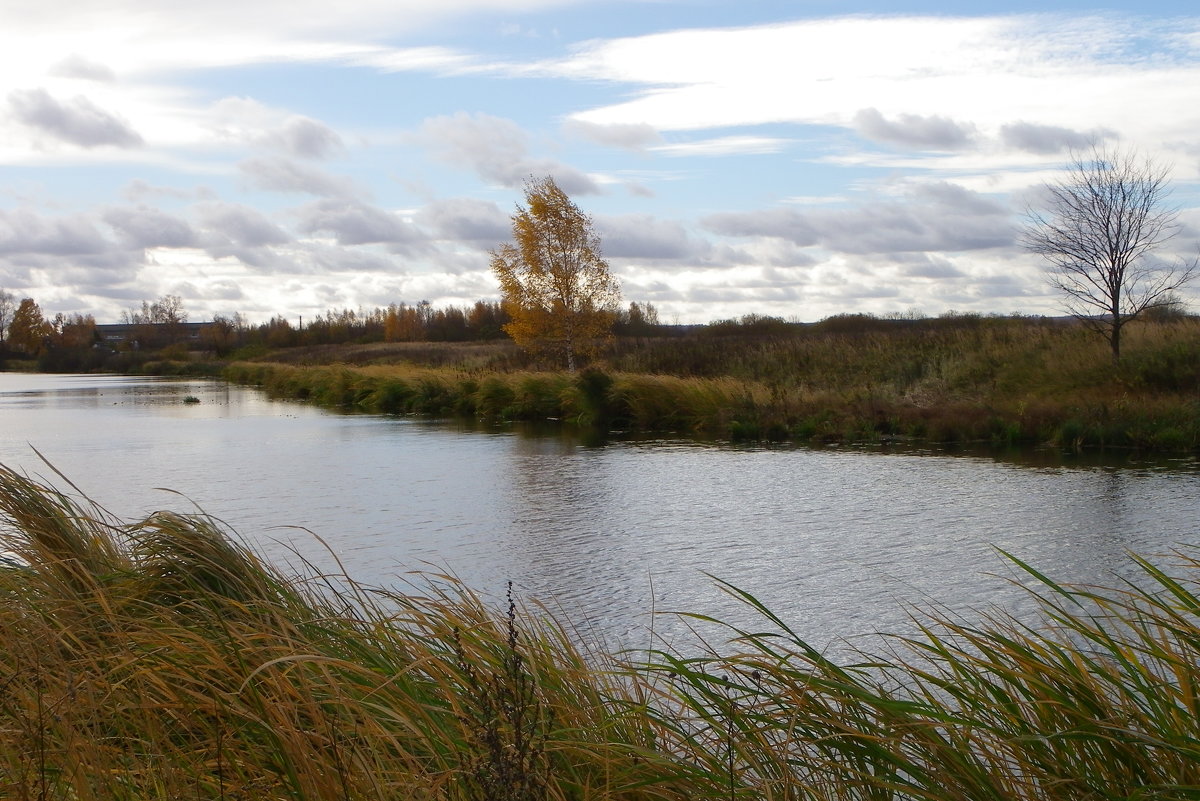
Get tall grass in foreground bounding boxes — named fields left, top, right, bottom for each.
left=0, top=464, right=671, bottom=801
left=4, top=464, right=1200, bottom=799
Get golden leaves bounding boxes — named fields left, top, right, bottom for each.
left=491, top=176, right=621, bottom=370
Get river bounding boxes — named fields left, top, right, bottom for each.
left=2, top=372, right=1198, bottom=652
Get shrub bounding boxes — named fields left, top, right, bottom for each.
left=368, top=377, right=414, bottom=414
left=476, top=376, right=517, bottom=420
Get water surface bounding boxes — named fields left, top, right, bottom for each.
left=2, top=372, right=1197, bottom=651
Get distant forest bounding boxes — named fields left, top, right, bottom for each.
left=1, top=287, right=1193, bottom=376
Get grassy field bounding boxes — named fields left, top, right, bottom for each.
left=4, top=464, right=1200, bottom=799
left=178, top=315, right=1200, bottom=451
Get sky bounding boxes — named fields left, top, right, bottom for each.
left=1, top=0, right=1199, bottom=325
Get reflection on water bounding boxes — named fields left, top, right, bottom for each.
left=1, top=372, right=1198, bottom=651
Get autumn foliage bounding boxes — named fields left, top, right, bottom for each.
left=7, top=298, right=53, bottom=355
left=491, top=176, right=621, bottom=370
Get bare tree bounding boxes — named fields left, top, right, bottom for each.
left=122, top=294, right=189, bottom=348
left=1022, top=145, right=1196, bottom=364
left=124, top=294, right=188, bottom=326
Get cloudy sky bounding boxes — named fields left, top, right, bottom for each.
left=2, top=0, right=1199, bottom=325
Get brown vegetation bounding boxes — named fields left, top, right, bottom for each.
left=5, top=465, right=1200, bottom=799
left=215, top=313, right=1200, bottom=451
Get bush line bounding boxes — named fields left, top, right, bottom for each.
left=216, top=358, right=1200, bottom=451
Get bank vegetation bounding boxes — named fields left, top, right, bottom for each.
left=201, top=313, right=1200, bottom=451
left=6, top=305, right=1197, bottom=451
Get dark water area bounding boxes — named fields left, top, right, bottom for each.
left=2, top=372, right=1198, bottom=652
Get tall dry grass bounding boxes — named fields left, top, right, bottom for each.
left=641, top=563, right=1200, bottom=800
left=4, top=463, right=1200, bottom=798
left=0, top=465, right=675, bottom=800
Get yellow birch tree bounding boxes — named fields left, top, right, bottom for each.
left=490, top=176, right=621, bottom=371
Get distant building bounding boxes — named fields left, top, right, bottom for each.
left=94, top=322, right=208, bottom=346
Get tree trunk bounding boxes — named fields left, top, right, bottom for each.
left=1110, top=315, right=1121, bottom=366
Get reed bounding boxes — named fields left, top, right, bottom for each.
left=0, top=465, right=677, bottom=800
left=638, top=560, right=1200, bottom=800
left=5, top=465, right=1200, bottom=798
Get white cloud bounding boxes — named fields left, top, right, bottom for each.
left=48, top=55, right=116, bottom=82
left=418, top=197, right=510, bottom=245
left=0, top=214, right=91, bottom=260
left=853, top=108, right=975, bottom=151
left=349, top=46, right=480, bottom=74
left=8, top=0, right=579, bottom=47
left=415, top=112, right=600, bottom=194
left=196, top=202, right=292, bottom=248
left=703, top=181, right=1014, bottom=255
left=206, top=98, right=344, bottom=158
left=102, top=205, right=195, bottom=248
left=294, top=198, right=427, bottom=251
left=562, top=119, right=662, bottom=151
left=8, top=88, right=143, bottom=148
left=263, top=117, right=345, bottom=160
left=238, top=157, right=360, bottom=197
left=123, top=180, right=213, bottom=202
left=999, top=121, right=1114, bottom=155
left=596, top=214, right=710, bottom=260
left=560, top=14, right=1200, bottom=166
left=0, top=2, right=523, bottom=169
left=651, top=135, right=790, bottom=157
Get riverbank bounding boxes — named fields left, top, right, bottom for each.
left=145, top=315, right=1200, bottom=451
left=3, top=464, right=1200, bottom=799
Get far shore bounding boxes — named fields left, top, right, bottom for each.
left=113, top=313, right=1200, bottom=453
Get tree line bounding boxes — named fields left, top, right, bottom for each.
left=198, top=298, right=659, bottom=354
left=0, top=292, right=97, bottom=359
left=0, top=287, right=663, bottom=366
